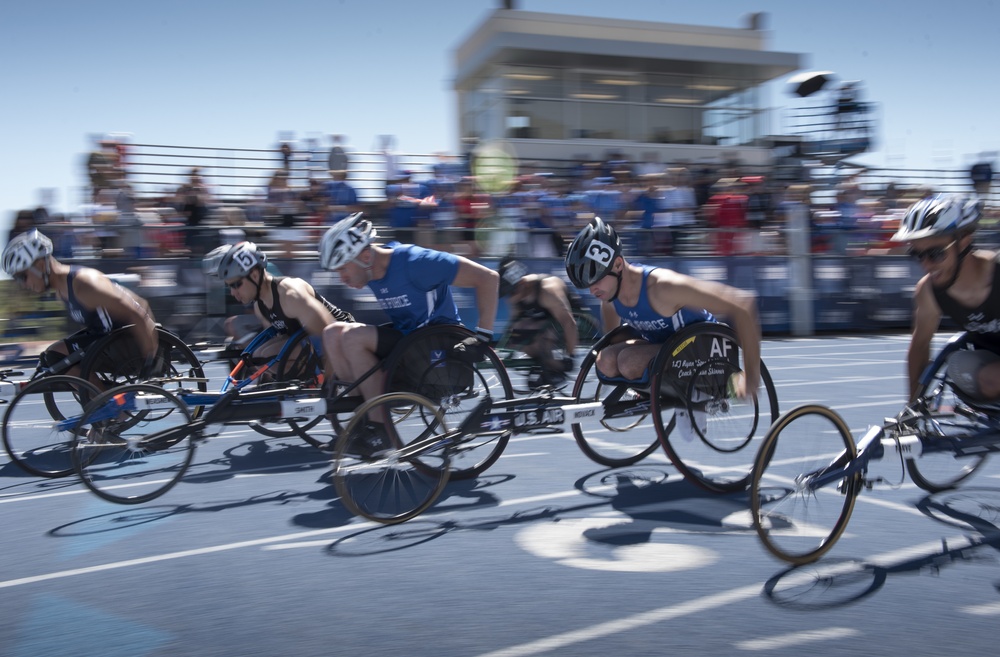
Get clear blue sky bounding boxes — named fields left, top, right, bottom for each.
left=2, top=0, right=998, bottom=230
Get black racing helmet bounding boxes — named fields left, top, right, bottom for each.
left=565, top=217, right=622, bottom=288
left=498, top=256, right=529, bottom=297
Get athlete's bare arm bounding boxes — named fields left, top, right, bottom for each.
left=73, top=268, right=158, bottom=358
left=276, top=278, right=336, bottom=337
left=646, top=269, right=761, bottom=396
left=451, top=258, right=499, bottom=333
left=537, top=276, right=578, bottom=354
left=907, top=275, right=942, bottom=401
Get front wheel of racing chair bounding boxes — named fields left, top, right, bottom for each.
left=570, top=325, right=661, bottom=468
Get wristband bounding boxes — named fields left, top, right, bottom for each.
left=473, top=327, right=494, bottom=342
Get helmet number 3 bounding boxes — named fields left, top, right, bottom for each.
left=585, top=242, right=614, bottom=266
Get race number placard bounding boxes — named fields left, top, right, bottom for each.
left=585, top=241, right=615, bottom=267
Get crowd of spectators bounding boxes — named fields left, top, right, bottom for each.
left=6, top=135, right=997, bottom=265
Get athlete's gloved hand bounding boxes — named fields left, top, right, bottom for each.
left=451, top=328, right=493, bottom=364
left=139, top=353, right=167, bottom=380
left=561, top=353, right=576, bottom=372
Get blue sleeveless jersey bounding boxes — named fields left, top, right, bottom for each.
left=612, top=265, right=713, bottom=342
left=368, top=243, right=461, bottom=334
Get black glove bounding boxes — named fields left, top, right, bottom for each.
left=139, top=353, right=167, bottom=380
left=451, top=329, right=493, bottom=364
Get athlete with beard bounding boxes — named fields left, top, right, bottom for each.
left=892, top=194, right=998, bottom=401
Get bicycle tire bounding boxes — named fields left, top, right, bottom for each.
left=573, top=309, right=602, bottom=345
left=80, top=326, right=207, bottom=419
left=570, top=327, right=659, bottom=468
left=334, top=392, right=450, bottom=524
left=3, top=375, right=100, bottom=478
left=249, top=331, right=326, bottom=447
left=382, top=324, right=514, bottom=480
left=905, top=348, right=989, bottom=492
left=73, top=383, right=196, bottom=505
left=651, top=323, right=779, bottom=493
left=750, top=404, right=861, bottom=565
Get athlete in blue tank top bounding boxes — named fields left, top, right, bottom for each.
left=565, top=217, right=761, bottom=399
left=319, top=215, right=499, bottom=429
left=612, top=265, right=714, bottom=343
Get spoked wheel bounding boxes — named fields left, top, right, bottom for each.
left=573, top=309, right=602, bottom=346
left=750, top=404, right=861, bottom=565
left=3, top=375, right=100, bottom=478
left=73, top=383, right=196, bottom=505
left=570, top=341, right=659, bottom=468
left=334, top=392, right=450, bottom=524
left=80, top=326, right=207, bottom=418
left=905, top=351, right=989, bottom=492
left=383, top=325, right=514, bottom=480
left=651, top=323, right=779, bottom=493
left=407, top=350, right=512, bottom=479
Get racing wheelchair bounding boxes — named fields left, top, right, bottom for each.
left=331, top=320, right=780, bottom=524
left=64, top=323, right=513, bottom=504
left=750, top=331, right=1000, bottom=565
left=1, top=324, right=204, bottom=478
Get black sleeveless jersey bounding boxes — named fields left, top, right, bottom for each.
left=931, top=254, right=1000, bottom=347
left=256, top=276, right=353, bottom=333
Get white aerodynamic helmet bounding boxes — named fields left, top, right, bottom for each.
left=2, top=229, right=53, bottom=276
left=319, top=212, right=376, bottom=270
left=891, top=194, right=982, bottom=242
left=202, top=244, right=232, bottom=276
left=217, top=241, right=267, bottom=281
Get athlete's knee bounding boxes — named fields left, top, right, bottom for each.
left=595, top=349, right=620, bottom=378
left=947, top=350, right=1000, bottom=401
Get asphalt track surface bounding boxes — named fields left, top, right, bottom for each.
left=0, top=333, right=998, bottom=657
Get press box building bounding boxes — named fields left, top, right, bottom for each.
left=453, top=8, right=803, bottom=167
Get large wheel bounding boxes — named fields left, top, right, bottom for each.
left=570, top=326, right=660, bottom=468
left=650, top=323, right=780, bottom=493
left=333, top=392, right=450, bottom=524
left=905, top=343, right=989, bottom=492
left=3, top=375, right=100, bottom=478
left=573, top=309, right=602, bottom=346
left=79, top=326, right=207, bottom=417
left=73, top=383, right=196, bottom=505
left=750, top=404, right=861, bottom=565
left=247, top=331, right=327, bottom=447
left=383, top=324, right=514, bottom=479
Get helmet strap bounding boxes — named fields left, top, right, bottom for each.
left=936, top=240, right=974, bottom=291
left=352, top=247, right=375, bottom=283
left=41, top=257, right=52, bottom=290
left=250, top=267, right=264, bottom=303
left=607, top=271, right=623, bottom=303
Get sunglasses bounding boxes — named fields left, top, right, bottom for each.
left=13, top=266, right=41, bottom=284
left=227, top=277, right=246, bottom=290
left=907, top=241, right=955, bottom=264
